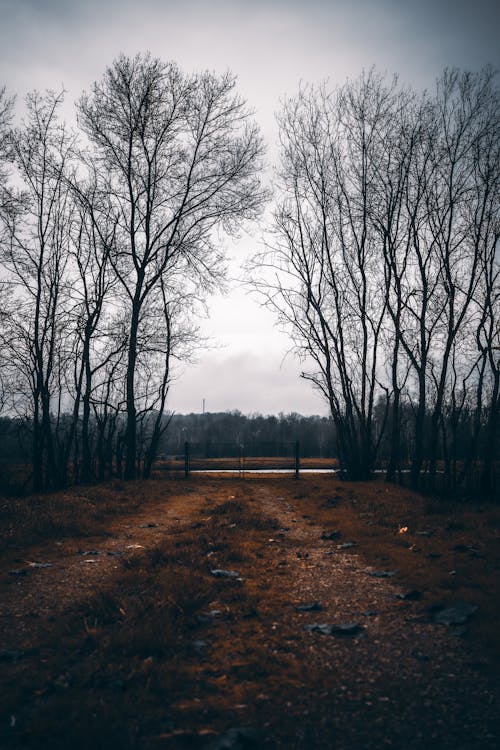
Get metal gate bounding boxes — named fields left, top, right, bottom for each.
left=168, top=440, right=301, bottom=478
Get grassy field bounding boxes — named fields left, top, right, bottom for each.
left=1, top=475, right=499, bottom=749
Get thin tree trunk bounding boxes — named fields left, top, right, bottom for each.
left=482, top=371, right=499, bottom=497
left=125, top=297, right=141, bottom=480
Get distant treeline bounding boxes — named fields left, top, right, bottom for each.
left=0, top=411, right=335, bottom=480
left=160, top=411, right=335, bottom=458
left=0, top=405, right=497, bottom=496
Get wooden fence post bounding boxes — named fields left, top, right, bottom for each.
left=184, top=441, right=190, bottom=478
left=295, top=440, right=300, bottom=479
left=238, top=444, right=244, bottom=478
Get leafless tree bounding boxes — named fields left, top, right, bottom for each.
left=472, top=186, right=499, bottom=493
left=0, top=91, right=76, bottom=489
left=251, top=72, right=402, bottom=478
left=0, top=86, right=14, bottom=208
left=0, top=86, right=15, bottom=412
left=422, top=69, right=499, bottom=488
left=62, top=181, right=120, bottom=483
left=77, top=53, right=266, bottom=479
left=252, top=67, right=499, bottom=490
left=138, top=276, right=201, bottom=478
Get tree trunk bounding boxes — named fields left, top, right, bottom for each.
left=411, top=365, right=427, bottom=489
left=387, top=391, right=401, bottom=482
left=125, top=297, right=141, bottom=480
left=32, top=396, right=43, bottom=492
left=41, top=387, right=56, bottom=489
left=81, top=334, right=93, bottom=483
left=481, top=370, right=499, bottom=498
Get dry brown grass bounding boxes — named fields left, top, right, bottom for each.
left=294, top=477, right=500, bottom=667
left=0, top=481, right=147, bottom=547
left=1, top=485, right=290, bottom=748
left=0, top=476, right=499, bottom=749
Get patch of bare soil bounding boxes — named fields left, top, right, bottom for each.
left=1, top=476, right=499, bottom=749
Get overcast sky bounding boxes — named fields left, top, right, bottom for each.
left=1, top=0, right=498, bottom=415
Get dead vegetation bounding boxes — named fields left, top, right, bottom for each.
left=1, top=476, right=499, bottom=749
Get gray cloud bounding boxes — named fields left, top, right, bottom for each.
left=2, top=1, right=498, bottom=87
left=169, top=350, right=327, bottom=416
left=1, top=0, right=498, bottom=414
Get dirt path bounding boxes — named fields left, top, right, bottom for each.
left=225, top=484, right=500, bottom=748
left=1, top=487, right=211, bottom=644
left=1, top=478, right=499, bottom=749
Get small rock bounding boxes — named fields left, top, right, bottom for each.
left=304, top=622, right=364, bottom=637
left=338, top=542, right=358, bottom=550
left=304, top=623, right=333, bottom=635
left=368, top=569, right=399, bottom=578
left=295, top=602, right=323, bottom=612
left=197, top=609, right=223, bottom=624
left=431, top=602, right=478, bottom=626
left=331, top=622, right=365, bottom=636
left=210, top=569, right=240, bottom=578
left=80, top=550, right=100, bottom=556
left=207, top=727, right=263, bottom=750
left=191, top=640, right=208, bottom=652
left=453, top=544, right=480, bottom=554
left=26, top=561, right=52, bottom=569
left=321, top=530, right=341, bottom=540
left=394, top=590, right=422, bottom=601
